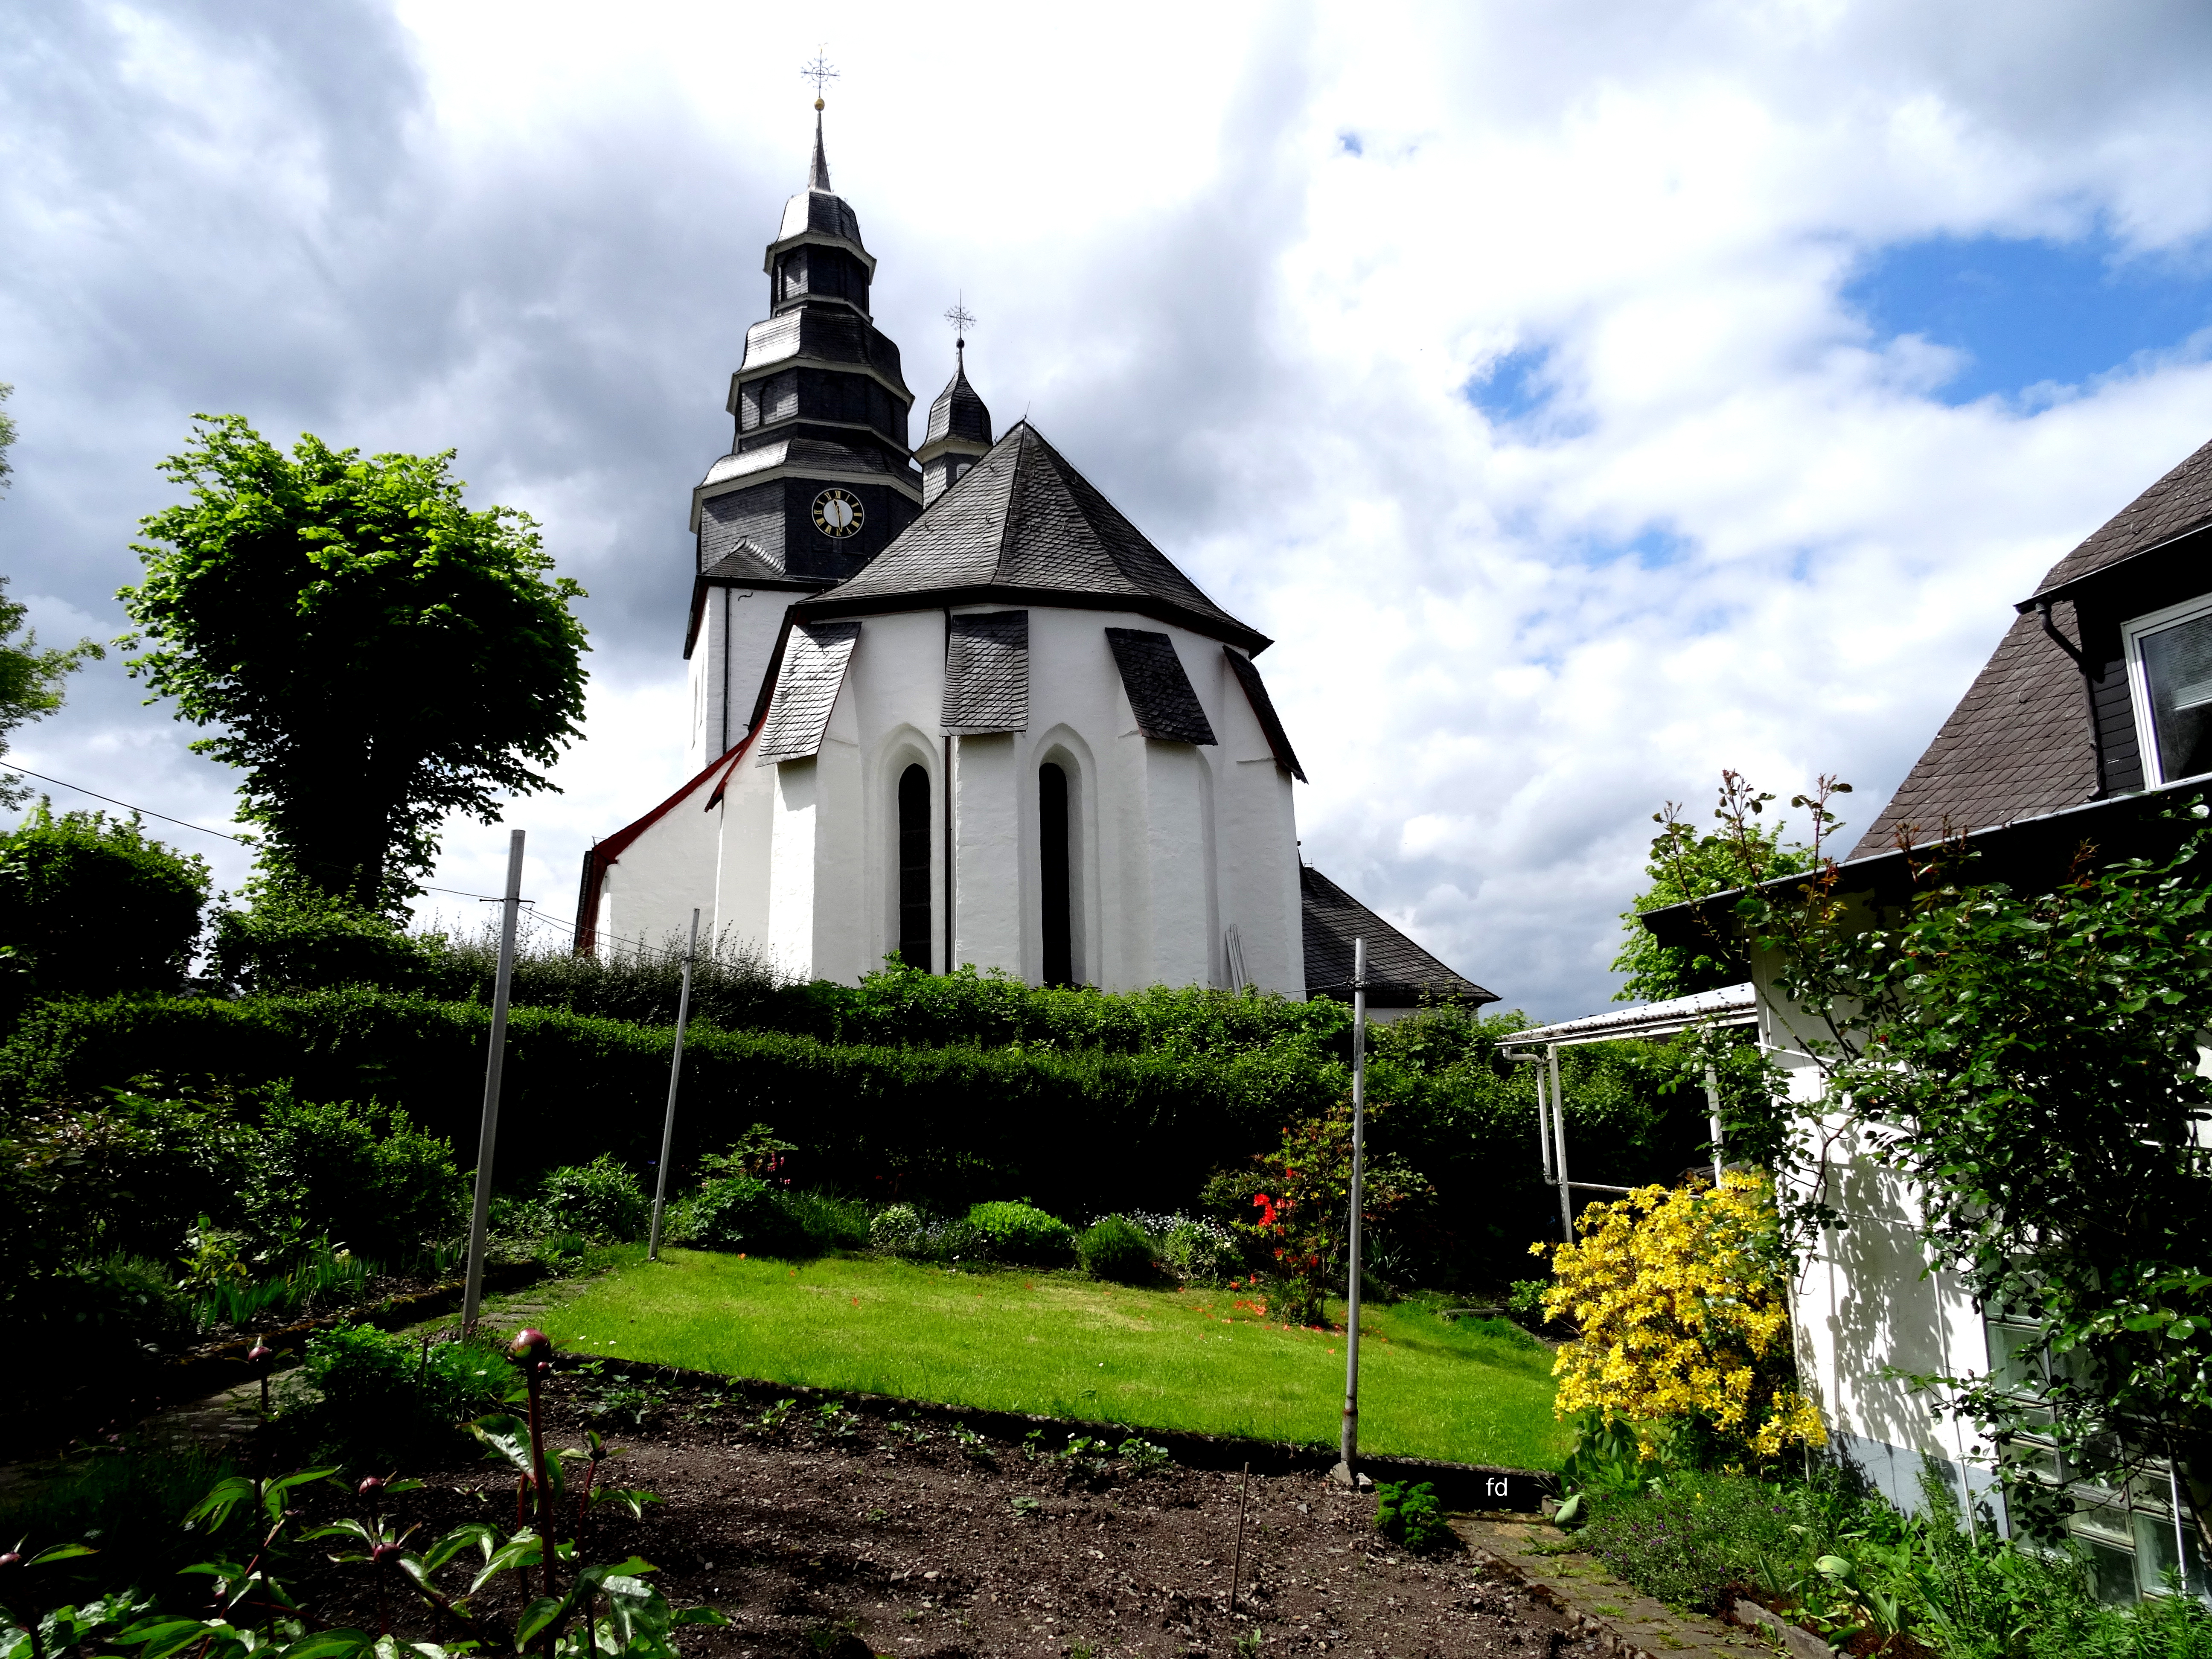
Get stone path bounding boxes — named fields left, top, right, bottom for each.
left=1456, top=1516, right=1783, bottom=1659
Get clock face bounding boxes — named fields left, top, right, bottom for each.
left=812, top=487, right=864, bottom=539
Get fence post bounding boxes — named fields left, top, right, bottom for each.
left=646, top=908, right=701, bottom=1262
left=462, top=829, right=525, bottom=1333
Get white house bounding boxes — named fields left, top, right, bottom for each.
left=575, top=114, right=1491, bottom=1012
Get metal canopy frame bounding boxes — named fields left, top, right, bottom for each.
left=1495, top=984, right=1758, bottom=1240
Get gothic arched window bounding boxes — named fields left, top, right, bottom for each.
left=897, top=764, right=931, bottom=971
left=1039, top=762, right=1073, bottom=987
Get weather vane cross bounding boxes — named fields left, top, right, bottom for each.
left=802, top=48, right=838, bottom=108
left=944, top=296, right=977, bottom=354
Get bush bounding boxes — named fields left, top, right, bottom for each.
left=241, top=1089, right=462, bottom=1262
left=0, top=803, right=209, bottom=1010
left=210, top=874, right=431, bottom=995
left=1078, top=1214, right=1155, bottom=1283
left=538, top=1153, right=647, bottom=1240
left=1374, top=1480, right=1454, bottom=1555
left=966, top=1200, right=1077, bottom=1266
left=1158, top=1216, right=1243, bottom=1282
left=679, top=1174, right=789, bottom=1252
left=274, top=1323, right=512, bottom=1470
left=870, top=1202, right=928, bottom=1254
left=781, top=1188, right=868, bottom=1252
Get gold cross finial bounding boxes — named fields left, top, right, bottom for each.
left=802, top=48, right=838, bottom=110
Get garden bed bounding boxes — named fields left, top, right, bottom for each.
left=270, top=1364, right=1580, bottom=1658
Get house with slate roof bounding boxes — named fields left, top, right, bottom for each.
left=576, top=112, right=1490, bottom=1014
left=1640, top=435, right=2212, bottom=1598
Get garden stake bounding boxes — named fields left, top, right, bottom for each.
left=646, top=905, right=701, bottom=1262
left=1336, top=937, right=1367, bottom=1486
left=1228, top=1462, right=1249, bottom=1613
left=463, top=827, right=526, bottom=1334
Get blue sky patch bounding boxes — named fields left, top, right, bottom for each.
left=1337, top=131, right=1363, bottom=156
left=1469, top=344, right=1551, bottom=422
left=1844, top=231, right=2212, bottom=405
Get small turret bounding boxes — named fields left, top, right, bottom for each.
left=916, top=335, right=994, bottom=506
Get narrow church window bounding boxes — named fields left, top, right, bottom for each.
left=897, top=764, right=931, bottom=970
left=1040, top=762, right=1073, bottom=987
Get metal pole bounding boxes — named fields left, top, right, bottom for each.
left=646, top=908, right=701, bottom=1262
left=462, top=829, right=525, bottom=1333
left=1339, top=937, right=1367, bottom=1485
left=1535, top=1058, right=1555, bottom=1185
left=1704, top=1062, right=1725, bottom=1184
left=1549, top=1043, right=1573, bottom=1242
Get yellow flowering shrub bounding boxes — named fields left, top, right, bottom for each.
left=1533, top=1170, right=1825, bottom=1459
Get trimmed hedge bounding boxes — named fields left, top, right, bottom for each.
left=0, top=987, right=1714, bottom=1285
left=0, top=988, right=1343, bottom=1221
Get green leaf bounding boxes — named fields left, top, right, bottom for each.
left=669, top=1608, right=728, bottom=1628
left=24, top=1543, right=94, bottom=1567
left=468, top=1534, right=543, bottom=1595
left=512, top=1598, right=565, bottom=1650
left=422, top=1522, right=499, bottom=1573
left=277, top=1631, right=378, bottom=1659
left=466, top=1417, right=534, bottom=1477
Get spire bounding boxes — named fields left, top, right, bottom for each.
left=809, top=108, right=832, bottom=192
left=916, top=299, right=994, bottom=507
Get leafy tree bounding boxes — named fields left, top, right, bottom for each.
left=118, top=415, right=589, bottom=908
left=0, top=384, right=105, bottom=803
left=1612, top=772, right=1821, bottom=1001
left=1677, top=771, right=2212, bottom=1551
left=0, top=802, right=210, bottom=1007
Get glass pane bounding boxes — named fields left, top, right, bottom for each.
left=2140, top=611, right=2212, bottom=782
left=2134, top=1508, right=2211, bottom=1601
left=2082, top=1536, right=2142, bottom=1604
left=1987, top=1321, right=2048, bottom=1393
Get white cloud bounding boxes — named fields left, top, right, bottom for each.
left=5, top=0, right=2212, bottom=1016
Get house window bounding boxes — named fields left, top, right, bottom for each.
left=2125, top=595, right=2212, bottom=785
left=897, top=764, right=931, bottom=970
left=1039, top=762, right=1073, bottom=987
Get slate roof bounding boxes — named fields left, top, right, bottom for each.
left=739, top=308, right=908, bottom=393
left=698, top=542, right=795, bottom=585
left=1106, top=628, right=1217, bottom=745
left=700, top=436, right=906, bottom=491
left=794, top=423, right=1270, bottom=653
left=2029, top=434, right=2212, bottom=600
left=773, top=115, right=865, bottom=250
left=941, top=611, right=1029, bottom=733
left=754, top=620, right=861, bottom=764
left=1300, top=865, right=1498, bottom=1009
left=1224, top=648, right=1307, bottom=781
left=1845, top=437, right=2212, bottom=858
left=924, top=357, right=992, bottom=448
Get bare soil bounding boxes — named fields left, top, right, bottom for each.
left=282, top=1368, right=1583, bottom=1658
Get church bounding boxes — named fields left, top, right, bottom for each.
left=574, top=110, right=1490, bottom=1015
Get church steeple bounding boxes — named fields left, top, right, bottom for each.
left=809, top=108, right=832, bottom=192
left=917, top=302, right=993, bottom=506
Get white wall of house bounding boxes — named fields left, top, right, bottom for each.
left=684, top=585, right=792, bottom=776
left=601, top=601, right=1306, bottom=995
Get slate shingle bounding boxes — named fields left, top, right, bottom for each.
left=1300, top=865, right=1496, bottom=1008
left=2031, top=435, right=2212, bottom=598
left=1224, top=648, right=1307, bottom=782
left=754, top=620, right=862, bottom=765
left=941, top=611, right=1029, bottom=733
left=1105, top=628, right=1216, bottom=745
left=793, top=423, right=1269, bottom=653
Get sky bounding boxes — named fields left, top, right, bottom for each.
left=7, top=0, right=2212, bottom=1020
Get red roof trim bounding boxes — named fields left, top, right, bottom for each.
left=572, top=738, right=748, bottom=955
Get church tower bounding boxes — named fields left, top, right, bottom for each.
left=684, top=106, right=922, bottom=771
left=915, top=336, right=993, bottom=506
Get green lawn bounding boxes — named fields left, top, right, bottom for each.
left=541, top=1249, right=1570, bottom=1471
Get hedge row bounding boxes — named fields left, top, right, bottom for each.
left=0, top=989, right=1345, bottom=1220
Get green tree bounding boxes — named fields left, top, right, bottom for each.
left=118, top=416, right=589, bottom=908
left=1612, top=771, right=1822, bottom=1001
left=1688, top=772, right=2212, bottom=1553
left=0, top=384, right=105, bottom=803
left=0, top=802, right=211, bottom=1006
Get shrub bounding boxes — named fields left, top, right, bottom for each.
left=966, top=1200, right=1077, bottom=1266
left=538, top=1153, right=648, bottom=1240
left=241, top=1089, right=462, bottom=1261
left=1374, top=1480, right=1454, bottom=1555
left=0, top=804, right=209, bottom=1010
left=1158, top=1216, right=1243, bottom=1282
left=678, top=1173, right=785, bottom=1252
left=210, top=873, right=431, bottom=994
left=274, top=1323, right=512, bottom=1470
left=1535, top=1170, right=1822, bottom=1461
left=1078, top=1214, right=1155, bottom=1283
left=781, top=1188, right=868, bottom=1252
left=870, top=1202, right=928, bottom=1254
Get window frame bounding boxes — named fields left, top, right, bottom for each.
left=2123, top=591, right=2212, bottom=786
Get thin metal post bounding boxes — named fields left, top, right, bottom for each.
left=1549, top=1043, right=1573, bottom=1242
left=1339, top=937, right=1367, bottom=1484
left=647, top=908, right=701, bottom=1262
left=2172, top=1454, right=2192, bottom=1595
left=462, top=829, right=525, bottom=1333
left=1535, top=1059, right=1555, bottom=1184
left=1704, top=1062, right=1725, bottom=1184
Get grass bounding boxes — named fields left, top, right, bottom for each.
left=541, top=1248, right=1572, bottom=1470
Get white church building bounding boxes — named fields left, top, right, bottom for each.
left=576, top=114, right=1490, bottom=1013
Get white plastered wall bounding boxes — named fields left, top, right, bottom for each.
left=598, top=601, right=1308, bottom=995
left=685, top=586, right=795, bottom=777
